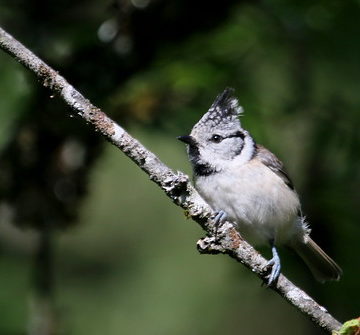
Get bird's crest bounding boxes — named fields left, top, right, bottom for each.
left=193, top=88, right=243, bottom=131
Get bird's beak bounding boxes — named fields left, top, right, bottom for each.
left=177, top=135, right=197, bottom=146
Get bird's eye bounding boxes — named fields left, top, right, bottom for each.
left=210, top=134, right=223, bottom=143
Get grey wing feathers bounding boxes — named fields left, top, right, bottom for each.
left=255, top=144, right=295, bottom=190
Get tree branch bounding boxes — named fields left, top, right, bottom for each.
left=0, top=26, right=342, bottom=333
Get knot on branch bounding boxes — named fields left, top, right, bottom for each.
left=162, top=171, right=189, bottom=198
left=197, top=236, right=223, bottom=254
left=197, top=222, right=243, bottom=254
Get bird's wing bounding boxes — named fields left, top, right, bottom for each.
left=255, top=144, right=295, bottom=190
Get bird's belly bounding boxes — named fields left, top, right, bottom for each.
left=195, top=165, right=301, bottom=245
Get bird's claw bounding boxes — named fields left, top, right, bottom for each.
left=212, top=210, right=227, bottom=240
left=264, top=245, right=281, bottom=286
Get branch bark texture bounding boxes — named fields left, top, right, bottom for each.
left=0, top=26, right=342, bottom=333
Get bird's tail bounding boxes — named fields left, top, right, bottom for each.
left=293, top=237, right=342, bottom=282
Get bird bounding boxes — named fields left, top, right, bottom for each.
left=177, top=88, right=342, bottom=285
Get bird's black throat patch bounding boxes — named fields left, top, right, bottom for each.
left=194, top=163, right=218, bottom=176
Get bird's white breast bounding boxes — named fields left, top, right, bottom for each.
left=195, top=159, right=302, bottom=245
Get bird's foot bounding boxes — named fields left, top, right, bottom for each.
left=265, top=245, right=281, bottom=286
left=212, top=210, right=227, bottom=241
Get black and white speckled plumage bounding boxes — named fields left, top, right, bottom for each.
left=192, top=88, right=243, bottom=134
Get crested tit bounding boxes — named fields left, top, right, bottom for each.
left=178, top=88, right=342, bottom=285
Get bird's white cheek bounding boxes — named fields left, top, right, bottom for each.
left=198, top=148, right=228, bottom=170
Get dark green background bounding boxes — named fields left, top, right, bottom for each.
left=0, top=1, right=359, bottom=334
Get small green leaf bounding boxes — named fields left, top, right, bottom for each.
left=334, top=318, right=360, bottom=335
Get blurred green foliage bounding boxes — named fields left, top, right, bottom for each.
left=0, top=1, right=359, bottom=335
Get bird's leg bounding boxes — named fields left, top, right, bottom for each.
left=212, top=210, right=227, bottom=241
left=265, top=240, right=281, bottom=286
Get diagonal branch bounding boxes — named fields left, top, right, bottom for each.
left=0, top=26, right=342, bottom=333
